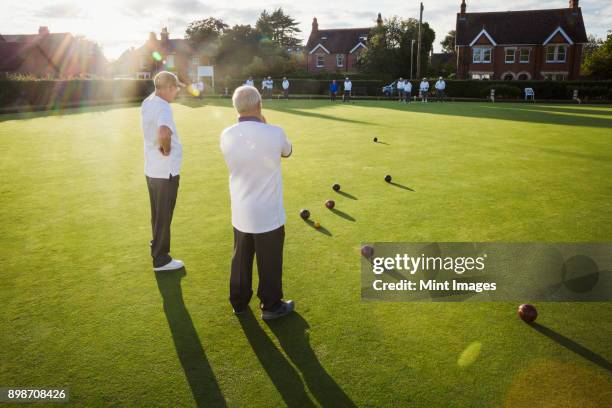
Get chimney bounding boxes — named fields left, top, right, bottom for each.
left=460, top=0, right=466, bottom=14
left=312, top=17, right=318, bottom=33
left=38, top=26, right=50, bottom=36
left=569, top=0, right=579, bottom=10
left=160, top=27, right=169, bottom=43
left=376, top=13, right=383, bottom=27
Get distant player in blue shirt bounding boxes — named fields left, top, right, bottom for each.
left=329, top=80, right=338, bottom=102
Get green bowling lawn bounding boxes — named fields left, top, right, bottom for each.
left=1, top=100, right=611, bottom=407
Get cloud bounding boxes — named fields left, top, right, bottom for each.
left=34, top=3, right=86, bottom=19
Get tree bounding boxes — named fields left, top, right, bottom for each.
left=216, top=25, right=261, bottom=76
left=583, top=31, right=612, bottom=79
left=185, top=17, right=228, bottom=44
left=440, top=30, right=456, bottom=54
left=358, top=16, right=435, bottom=78
left=256, top=8, right=301, bottom=48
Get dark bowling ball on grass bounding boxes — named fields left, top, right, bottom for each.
left=325, top=200, right=335, bottom=210
left=518, top=304, right=538, bottom=323
left=361, top=245, right=374, bottom=259
left=385, top=175, right=392, bottom=183
left=299, top=209, right=310, bottom=220
left=373, top=137, right=378, bottom=142
left=332, top=183, right=341, bottom=192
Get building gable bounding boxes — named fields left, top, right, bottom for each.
left=469, top=29, right=496, bottom=46
left=543, top=26, right=573, bottom=45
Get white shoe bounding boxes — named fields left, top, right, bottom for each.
left=153, top=259, right=184, bottom=271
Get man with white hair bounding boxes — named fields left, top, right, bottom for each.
left=220, top=85, right=295, bottom=320
left=419, top=77, right=430, bottom=103
left=141, top=71, right=185, bottom=271
left=281, top=77, right=290, bottom=99
left=403, top=79, right=412, bottom=103
left=343, top=77, right=352, bottom=103
left=435, top=76, right=446, bottom=102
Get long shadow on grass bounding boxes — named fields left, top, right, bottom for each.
left=0, top=101, right=141, bottom=122
left=530, top=322, right=612, bottom=372
left=303, top=219, right=332, bottom=236
left=336, top=190, right=358, bottom=200
left=330, top=208, right=356, bottom=222
left=265, top=312, right=357, bottom=407
left=238, top=309, right=315, bottom=407
left=155, top=268, right=227, bottom=407
left=388, top=181, right=415, bottom=191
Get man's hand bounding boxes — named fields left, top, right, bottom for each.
left=158, top=125, right=172, bottom=156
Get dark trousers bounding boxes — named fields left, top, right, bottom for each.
left=283, top=89, right=289, bottom=99
left=330, top=92, right=337, bottom=101
left=343, top=91, right=351, bottom=102
left=146, top=175, right=179, bottom=267
left=230, top=225, right=285, bottom=312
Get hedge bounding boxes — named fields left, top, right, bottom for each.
left=0, top=79, right=154, bottom=109
left=1, top=79, right=611, bottom=110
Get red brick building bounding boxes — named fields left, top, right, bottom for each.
left=304, top=14, right=383, bottom=73
left=113, top=28, right=215, bottom=83
left=455, top=0, right=587, bottom=80
left=0, top=27, right=106, bottom=78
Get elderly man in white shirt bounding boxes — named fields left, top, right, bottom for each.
left=281, top=77, right=290, bottom=99
left=343, top=77, right=352, bottom=103
left=220, top=85, right=295, bottom=320
left=403, top=80, right=412, bottom=103
left=141, top=71, right=185, bottom=271
left=397, top=77, right=405, bottom=102
left=435, top=76, right=446, bottom=102
left=419, top=77, right=430, bottom=103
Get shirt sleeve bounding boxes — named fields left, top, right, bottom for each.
left=280, top=129, right=292, bottom=158
left=157, top=106, right=174, bottom=135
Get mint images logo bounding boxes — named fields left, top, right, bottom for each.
left=361, top=243, right=612, bottom=302
left=371, top=253, right=487, bottom=275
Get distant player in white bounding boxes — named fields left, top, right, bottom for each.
left=343, top=77, right=352, bottom=103
left=403, top=80, right=412, bottom=103
left=419, top=78, right=429, bottom=103
left=282, top=77, right=290, bottom=99
left=245, top=76, right=254, bottom=87
left=435, top=77, right=446, bottom=102
left=397, top=78, right=405, bottom=102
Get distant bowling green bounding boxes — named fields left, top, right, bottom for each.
left=1, top=100, right=611, bottom=406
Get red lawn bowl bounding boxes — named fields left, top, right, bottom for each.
left=518, top=304, right=538, bottom=323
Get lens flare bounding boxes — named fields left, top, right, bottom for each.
left=152, top=51, right=162, bottom=61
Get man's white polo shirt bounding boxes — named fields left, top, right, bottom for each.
left=141, top=93, right=183, bottom=178
left=220, top=117, right=292, bottom=234
left=344, top=81, right=352, bottom=91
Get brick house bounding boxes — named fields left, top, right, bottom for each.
left=304, top=14, right=383, bottom=73
left=455, top=0, right=587, bottom=80
left=0, top=26, right=106, bottom=78
left=113, top=28, right=215, bottom=83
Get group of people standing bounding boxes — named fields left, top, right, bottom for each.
left=329, top=77, right=353, bottom=102
left=395, top=77, right=446, bottom=103
left=244, top=76, right=291, bottom=99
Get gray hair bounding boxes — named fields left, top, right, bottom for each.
left=154, top=71, right=181, bottom=90
left=232, top=85, right=262, bottom=114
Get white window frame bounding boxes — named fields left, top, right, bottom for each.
left=336, top=54, right=344, bottom=67
left=519, top=48, right=530, bottom=63
left=471, top=73, right=491, bottom=80
left=546, top=45, right=567, bottom=63
left=166, top=54, right=175, bottom=68
left=504, top=48, right=516, bottom=64
left=316, top=54, right=325, bottom=68
left=472, top=47, right=492, bottom=64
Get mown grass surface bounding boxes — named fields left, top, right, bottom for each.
left=1, top=100, right=611, bottom=407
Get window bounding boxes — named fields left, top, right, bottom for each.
left=517, top=72, right=530, bottom=80
left=192, top=56, right=199, bottom=65
left=546, top=45, right=567, bottom=63
left=336, top=54, right=344, bottom=67
left=520, top=49, right=530, bottom=63
left=136, top=72, right=151, bottom=79
left=316, top=55, right=325, bottom=68
left=472, top=47, right=492, bottom=63
left=166, top=54, right=175, bottom=68
left=505, top=48, right=515, bottom=63
left=140, top=55, right=148, bottom=69
left=502, top=73, right=514, bottom=80
left=471, top=73, right=491, bottom=80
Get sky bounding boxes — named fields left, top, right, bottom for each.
left=1, top=0, right=610, bottom=60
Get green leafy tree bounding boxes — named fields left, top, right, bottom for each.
left=583, top=31, right=612, bottom=78
left=256, top=8, right=301, bottom=48
left=440, top=30, right=456, bottom=54
left=358, top=16, right=435, bottom=78
left=185, top=17, right=228, bottom=44
left=216, top=24, right=260, bottom=75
